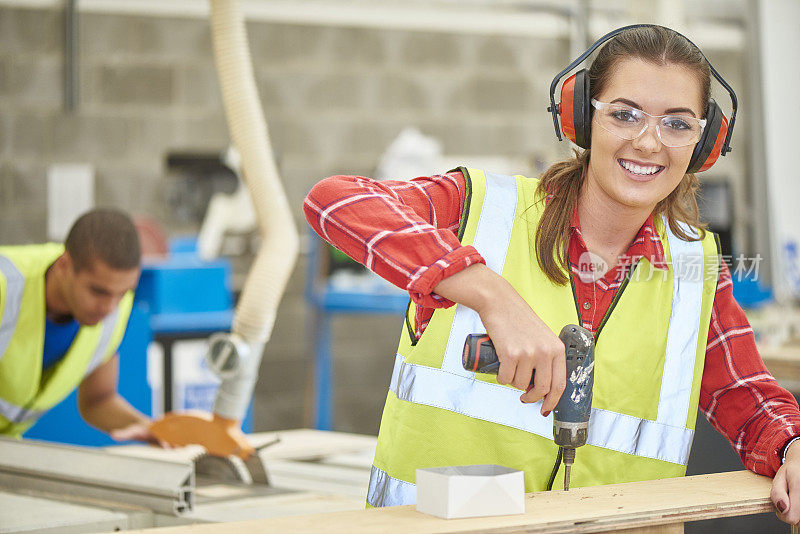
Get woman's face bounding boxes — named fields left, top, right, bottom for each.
left=586, top=57, right=704, bottom=214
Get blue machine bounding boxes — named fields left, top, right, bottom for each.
left=26, top=238, right=252, bottom=446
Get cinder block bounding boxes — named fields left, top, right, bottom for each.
left=130, top=15, right=212, bottom=60
left=333, top=341, right=397, bottom=387
left=0, top=112, right=8, bottom=158
left=333, top=385, right=389, bottom=434
left=473, top=76, right=534, bottom=113
left=346, top=119, right=405, bottom=156
left=256, top=354, right=309, bottom=394
left=374, top=74, right=427, bottom=111
left=300, top=116, right=354, bottom=158
left=410, top=74, right=463, bottom=115
left=97, top=64, right=173, bottom=106
left=327, top=27, right=387, bottom=66
left=125, top=114, right=181, bottom=158
left=80, top=13, right=134, bottom=58
left=257, top=75, right=290, bottom=112
left=279, top=162, right=331, bottom=212
left=94, top=164, right=165, bottom=215
left=174, top=64, right=221, bottom=108
left=476, top=36, right=520, bottom=70
left=82, top=13, right=211, bottom=61
left=248, top=22, right=327, bottom=66
left=8, top=161, right=46, bottom=202
left=6, top=57, right=61, bottom=108
left=250, top=388, right=306, bottom=431
left=268, top=302, right=314, bottom=353
left=49, top=114, right=131, bottom=160
left=266, top=117, right=315, bottom=158
left=0, top=7, right=62, bottom=54
left=278, top=155, right=382, bottom=211
left=418, top=117, right=532, bottom=157
left=306, top=73, right=369, bottom=110
left=258, top=72, right=315, bottom=112
left=400, top=31, right=464, bottom=67
left=172, top=112, right=229, bottom=150
left=0, top=204, right=47, bottom=245
left=0, top=162, right=13, bottom=207
left=9, top=113, right=52, bottom=157
left=0, top=55, right=7, bottom=96
left=452, top=75, right=532, bottom=113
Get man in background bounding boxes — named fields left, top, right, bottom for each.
left=0, top=208, right=158, bottom=443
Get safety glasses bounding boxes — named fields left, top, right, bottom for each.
left=591, top=99, right=706, bottom=148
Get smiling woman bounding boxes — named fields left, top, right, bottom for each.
left=581, top=58, right=704, bottom=258
left=303, top=24, right=800, bottom=526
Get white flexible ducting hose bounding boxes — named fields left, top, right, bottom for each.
left=209, top=0, right=299, bottom=420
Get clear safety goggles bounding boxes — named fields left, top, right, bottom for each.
left=590, top=99, right=706, bottom=148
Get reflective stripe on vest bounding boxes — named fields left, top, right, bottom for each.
left=657, top=221, right=703, bottom=428
left=0, top=397, right=47, bottom=425
left=0, top=310, right=119, bottom=425
left=388, top=351, right=693, bottom=465
left=0, top=256, right=25, bottom=364
left=85, top=308, right=119, bottom=377
left=367, top=465, right=416, bottom=507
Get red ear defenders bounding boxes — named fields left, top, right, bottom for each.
left=547, top=24, right=738, bottom=173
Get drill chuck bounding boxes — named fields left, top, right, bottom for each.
left=553, top=421, right=589, bottom=449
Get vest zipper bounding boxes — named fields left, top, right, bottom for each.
left=592, top=258, right=642, bottom=343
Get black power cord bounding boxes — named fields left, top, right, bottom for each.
left=546, top=446, right=564, bottom=491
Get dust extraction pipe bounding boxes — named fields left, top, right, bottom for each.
left=150, top=0, right=299, bottom=456
left=207, top=0, right=299, bottom=420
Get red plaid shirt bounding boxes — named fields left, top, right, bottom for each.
left=304, top=170, right=800, bottom=476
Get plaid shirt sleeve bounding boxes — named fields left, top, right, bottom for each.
left=700, top=260, right=800, bottom=476
left=303, top=171, right=485, bottom=312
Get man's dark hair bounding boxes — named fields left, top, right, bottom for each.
left=64, top=208, right=141, bottom=271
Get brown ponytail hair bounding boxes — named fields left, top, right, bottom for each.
left=535, top=25, right=710, bottom=286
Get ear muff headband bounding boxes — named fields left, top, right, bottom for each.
left=547, top=24, right=738, bottom=170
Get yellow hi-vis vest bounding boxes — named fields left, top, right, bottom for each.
left=367, top=168, right=720, bottom=507
left=0, top=243, right=133, bottom=437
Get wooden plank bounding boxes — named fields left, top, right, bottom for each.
left=616, top=526, right=682, bottom=534
left=123, top=471, right=773, bottom=534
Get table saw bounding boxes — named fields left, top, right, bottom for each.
left=0, top=429, right=376, bottom=533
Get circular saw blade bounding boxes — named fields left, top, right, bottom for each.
left=193, top=453, right=252, bottom=484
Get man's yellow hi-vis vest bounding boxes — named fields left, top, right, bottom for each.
left=367, top=168, right=720, bottom=507
left=0, top=243, right=133, bottom=437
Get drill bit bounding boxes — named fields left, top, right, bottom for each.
left=562, top=447, right=576, bottom=491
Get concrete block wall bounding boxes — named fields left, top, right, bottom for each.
left=0, top=5, right=748, bottom=436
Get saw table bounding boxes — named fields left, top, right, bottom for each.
left=0, top=429, right=376, bottom=533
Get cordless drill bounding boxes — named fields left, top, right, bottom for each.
left=462, top=324, right=595, bottom=491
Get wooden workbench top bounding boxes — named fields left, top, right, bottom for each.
left=125, top=470, right=774, bottom=533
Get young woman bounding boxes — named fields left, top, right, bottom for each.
left=304, top=25, right=800, bottom=523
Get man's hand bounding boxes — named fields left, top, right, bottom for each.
left=771, top=439, right=800, bottom=524
left=79, top=355, right=168, bottom=448
left=110, top=422, right=169, bottom=448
